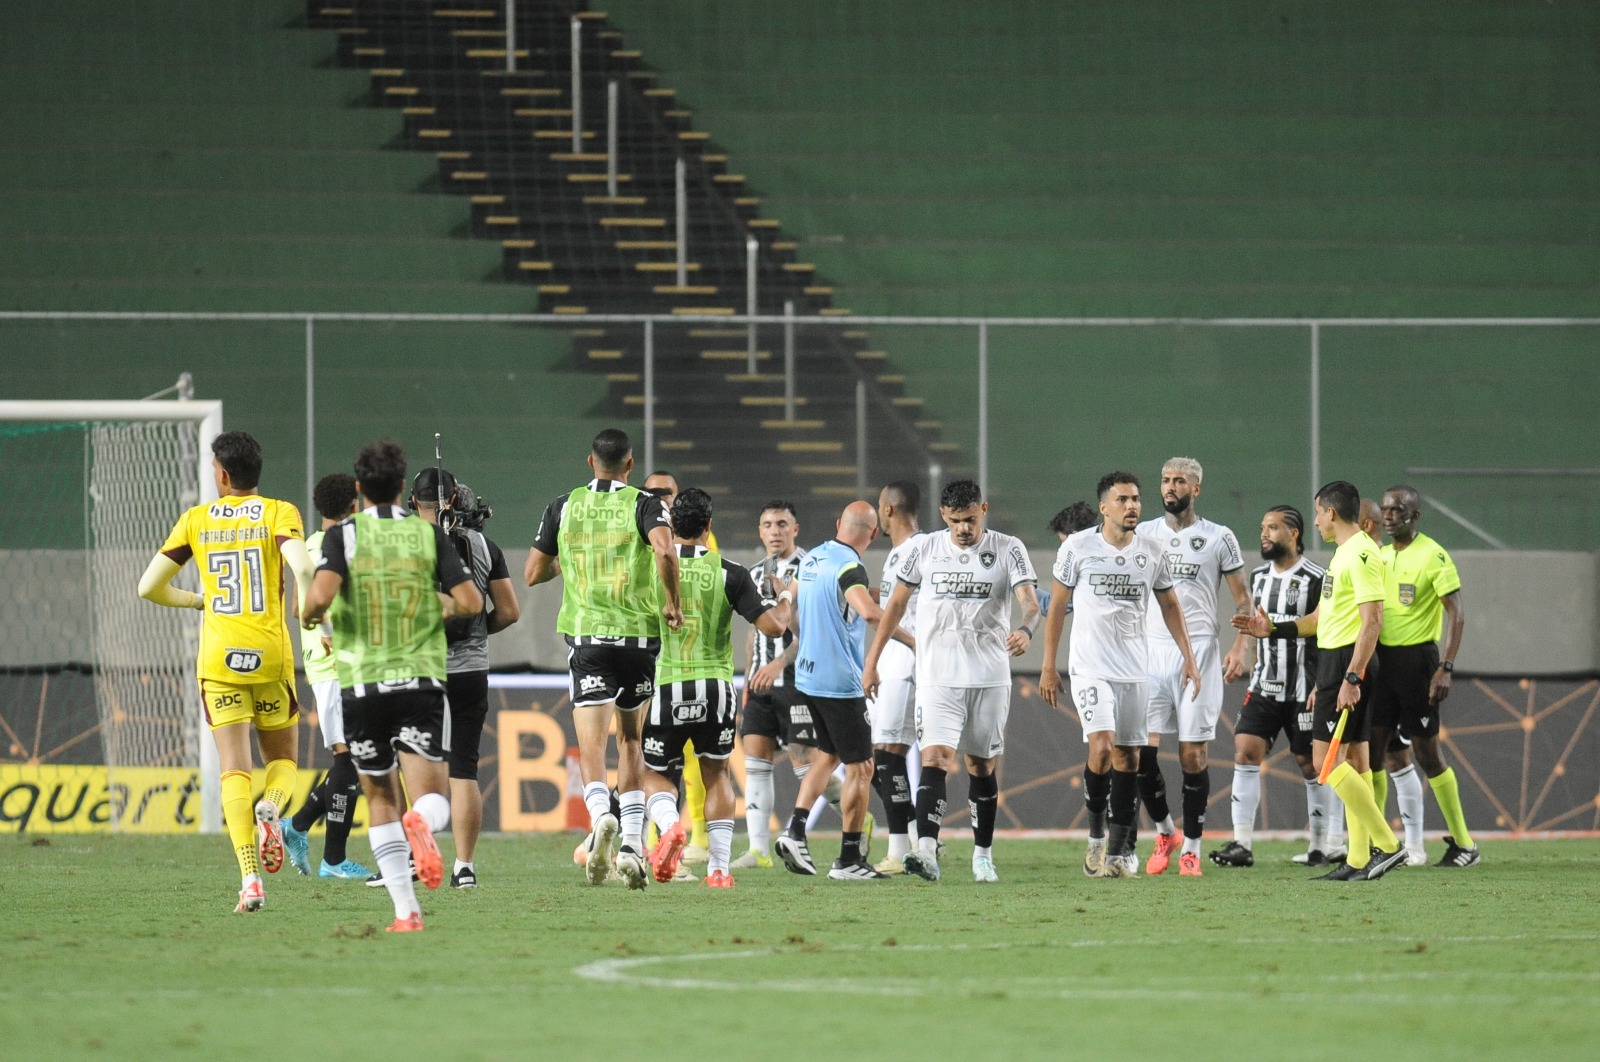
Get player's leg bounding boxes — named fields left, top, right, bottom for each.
left=1213, top=725, right=1269, bottom=867
left=680, top=740, right=711, bottom=862
left=641, top=683, right=689, bottom=884
left=1072, top=676, right=1117, bottom=875
left=736, top=715, right=778, bottom=868
left=699, top=754, right=737, bottom=887
left=1287, top=701, right=1333, bottom=864
left=206, top=683, right=267, bottom=911
left=1172, top=641, right=1223, bottom=873
left=960, top=685, right=1007, bottom=883
left=786, top=694, right=845, bottom=827
left=1140, top=650, right=1181, bottom=870
left=776, top=699, right=842, bottom=876
left=606, top=647, right=657, bottom=887
left=284, top=679, right=339, bottom=875
left=1101, top=681, right=1149, bottom=877
left=445, top=669, right=490, bottom=888
left=1385, top=730, right=1426, bottom=864
left=869, top=655, right=917, bottom=871
left=344, top=693, right=421, bottom=930
left=905, top=686, right=963, bottom=882
left=245, top=681, right=299, bottom=881
left=1318, top=711, right=1403, bottom=879
left=394, top=690, right=452, bottom=891
left=820, top=696, right=884, bottom=880
left=569, top=647, right=623, bottom=883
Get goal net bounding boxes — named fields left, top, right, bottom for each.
left=0, top=396, right=223, bottom=832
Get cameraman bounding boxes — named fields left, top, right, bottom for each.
left=411, top=467, right=521, bottom=888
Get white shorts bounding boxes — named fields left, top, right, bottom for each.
left=916, top=684, right=1010, bottom=759
left=868, top=641, right=917, bottom=746
left=312, top=679, right=345, bottom=750
left=1072, top=676, right=1148, bottom=747
left=1145, top=638, right=1223, bottom=742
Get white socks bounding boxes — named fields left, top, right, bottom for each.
left=1323, top=782, right=1346, bottom=849
left=887, top=833, right=910, bottom=861
left=707, top=819, right=734, bottom=874
left=583, top=782, right=611, bottom=827
left=412, top=791, right=450, bottom=834
left=744, top=755, right=774, bottom=854
left=1391, top=763, right=1425, bottom=850
left=1304, top=779, right=1326, bottom=851
left=619, top=790, right=646, bottom=852
left=646, top=791, right=680, bottom=834
left=370, top=820, right=416, bottom=918
left=1232, top=764, right=1261, bottom=849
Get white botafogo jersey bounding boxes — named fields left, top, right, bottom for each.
left=879, top=531, right=929, bottom=638
left=895, top=528, right=1036, bottom=688
left=1137, top=515, right=1244, bottom=644
left=1053, top=527, right=1174, bottom=683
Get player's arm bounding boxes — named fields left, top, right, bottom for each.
left=430, top=524, right=484, bottom=621
left=646, top=523, right=682, bottom=630
left=1236, top=602, right=1319, bottom=639
left=751, top=637, right=797, bottom=693
left=1221, top=569, right=1253, bottom=682
left=484, top=541, right=520, bottom=634
left=1038, top=577, right=1072, bottom=708
left=1337, top=599, right=1382, bottom=710
left=137, top=553, right=204, bottom=610
left=845, top=582, right=913, bottom=650
left=278, top=537, right=317, bottom=609
left=1155, top=586, right=1203, bottom=701
left=1430, top=590, right=1465, bottom=704
left=728, top=563, right=791, bottom=640
left=525, top=496, right=563, bottom=586
left=1007, top=580, right=1041, bottom=657
left=862, top=579, right=914, bottom=699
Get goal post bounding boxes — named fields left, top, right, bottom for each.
left=0, top=398, right=225, bottom=832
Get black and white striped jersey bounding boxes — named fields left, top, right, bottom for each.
left=746, top=547, right=807, bottom=687
left=1247, top=556, right=1324, bottom=702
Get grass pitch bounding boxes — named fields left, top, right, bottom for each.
left=3, top=833, right=1597, bottom=1061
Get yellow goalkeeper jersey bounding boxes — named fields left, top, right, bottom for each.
left=160, top=494, right=304, bottom=684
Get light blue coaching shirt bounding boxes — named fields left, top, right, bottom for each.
left=794, top=539, right=873, bottom=699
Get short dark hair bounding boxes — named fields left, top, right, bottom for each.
left=671, top=487, right=714, bottom=540
left=211, top=431, right=263, bottom=491
left=1266, top=504, right=1304, bottom=552
left=591, top=428, right=632, bottom=472
left=312, top=473, right=358, bottom=521
left=882, top=480, right=920, bottom=513
left=1049, top=501, right=1098, bottom=536
left=354, top=439, right=407, bottom=504
left=1384, top=484, right=1421, bottom=508
left=1096, top=471, right=1140, bottom=500
left=759, top=499, right=798, bottom=522
left=940, top=479, right=983, bottom=510
left=1315, top=480, right=1361, bottom=523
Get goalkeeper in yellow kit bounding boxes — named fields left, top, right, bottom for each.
left=138, top=431, right=316, bottom=913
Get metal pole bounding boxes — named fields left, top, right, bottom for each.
left=197, top=400, right=224, bottom=834
left=927, top=462, right=942, bottom=526
left=856, top=379, right=868, bottom=495
left=570, top=17, right=582, bottom=155
left=505, top=0, right=516, bottom=73
left=305, top=317, right=315, bottom=515
left=746, top=236, right=759, bottom=375
left=1309, top=322, right=1320, bottom=501
left=643, top=319, right=655, bottom=472
left=783, top=299, right=796, bottom=420
left=675, top=157, right=688, bottom=288
left=606, top=80, right=619, bottom=198
left=977, top=320, right=989, bottom=499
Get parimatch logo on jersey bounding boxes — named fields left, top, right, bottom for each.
left=930, top=571, right=994, bottom=597
left=1087, top=573, right=1144, bottom=599
left=1166, top=555, right=1202, bottom=580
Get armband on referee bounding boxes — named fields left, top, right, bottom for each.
left=1269, top=619, right=1301, bottom=640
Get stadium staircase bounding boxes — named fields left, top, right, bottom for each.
left=304, top=1, right=958, bottom=519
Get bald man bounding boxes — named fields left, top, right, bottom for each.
left=775, top=501, right=912, bottom=881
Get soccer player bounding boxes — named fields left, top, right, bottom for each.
left=410, top=467, right=521, bottom=888
left=301, top=440, right=482, bottom=931
left=1235, top=480, right=1406, bottom=881
left=525, top=429, right=682, bottom=889
left=863, top=480, right=1039, bottom=883
left=1135, top=457, right=1251, bottom=877
left=865, top=480, right=927, bottom=874
left=1208, top=506, right=1328, bottom=868
left=1370, top=486, right=1476, bottom=867
left=1036, top=501, right=1098, bottom=621
left=1039, top=472, right=1200, bottom=878
left=775, top=501, right=911, bottom=881
left=138, top=431, right=317, bottom=913
left=638, top=488, right=793, bottom=888
left=280, top=473, right=371, bottom=881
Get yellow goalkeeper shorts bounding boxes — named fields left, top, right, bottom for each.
left=200, top=678, right=299, bottom=731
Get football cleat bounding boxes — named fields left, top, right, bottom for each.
left=1210, top=841, right=1255, bottom=868
left=1405, top=847, right=1429, bottom=868
left=1314, top=860, right=1366, bottom=881
left=1178, top=852, right=1203, bottom=876
left=1361, top=846, right=1407, bottom=881
left=828, top=857, right=890, bottom=881
left=234, top=878, right=265, bottom=913
left=255, top=801, right=285, bottom=875
left=774, top=830, right=817, bottom=876
left=319, top=858, right=373, bottom=880
left=873, top=855, right=907, bottom=876
left=649, top=821, right=688, bottom=885
left=972, top=854, right=999, bottom=883
left=573, top=838, right=589, bottom=866
left=281, top=820, right=311, bottom=876
left=615, top=845, right=650, bottom=891
left=731, top=848, right=773, bottom=870
left=1083, top=838, right=1108, bottom=878
left=670, top=865, right=698, bottom=883
left=586, top=813, right=620, bottom=887
left=1292, top=849, right=1328, bottom=866
left=1436, top=836, right=1481, bottom=868
left=1146, top=830, right=1181, bottom=876
left=903, top=849, right=941, bottom=882
left=705, top=870, right=735, bottom=889
left=1097, top=852, right=1139, bottom=878
left=386, top=912, right=424, bottom=934
left=401, top=809, right=443, bottom=890
left=451, top=865, right=478, bottom=889
left=365, top=860, right=416, bottom=888
left=682, top=842, right=710, bottom=866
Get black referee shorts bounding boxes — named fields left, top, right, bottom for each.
left=1370, top=642, right=1442, bottom=738
left=1312, top=644, right=1379, bottom=748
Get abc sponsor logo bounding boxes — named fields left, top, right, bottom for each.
left=398, top=726, right=432, bottom=751
left=579, top=674, right=607, bottom=694
left=643, top=736, right=666, bottom=757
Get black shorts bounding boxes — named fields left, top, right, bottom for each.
left=1312, top=644, right=1379, bottom=748
left=1370, top=642, right=1442, bottom=738
left=342, top=687, right=450, bottom=776
left=446, top=669, right=490, bottom=780
left=741, top=685, right=817, bottom=747
left=568, top=644, right=658, bottom=710
left=1236, top=691, right=1313, bottom=758
left=803, top=694, right=873, bottom=764
left=643, top=678, right=737, bottom=773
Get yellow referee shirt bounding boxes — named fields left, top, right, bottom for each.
left=159, top=495, right=304, bottom=684
left=1379, top=532, right=1461, bottom=647
left=1317, top=530, right=1385, bottom=650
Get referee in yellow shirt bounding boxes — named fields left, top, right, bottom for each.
left=1237, top=480, right=1405, bottom=880
left=1371, top=486, right=1477, bottom=867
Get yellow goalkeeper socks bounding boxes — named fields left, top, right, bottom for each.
left=221, top=769, right=259, bottom=878
left=682, top=742, right=710, bottom=850
left=261, top=757, right=297, bottom=816
left=1370, top=769, right=1388, bottom=817
left=1429, top=767, right=1474, bottom=847
left=1328, top=762, right=1398, bottom=867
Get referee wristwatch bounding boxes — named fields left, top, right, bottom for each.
left=1440, top=661, right=1455, bottom=673
left=1343, top=671, right=1363, bottom=687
